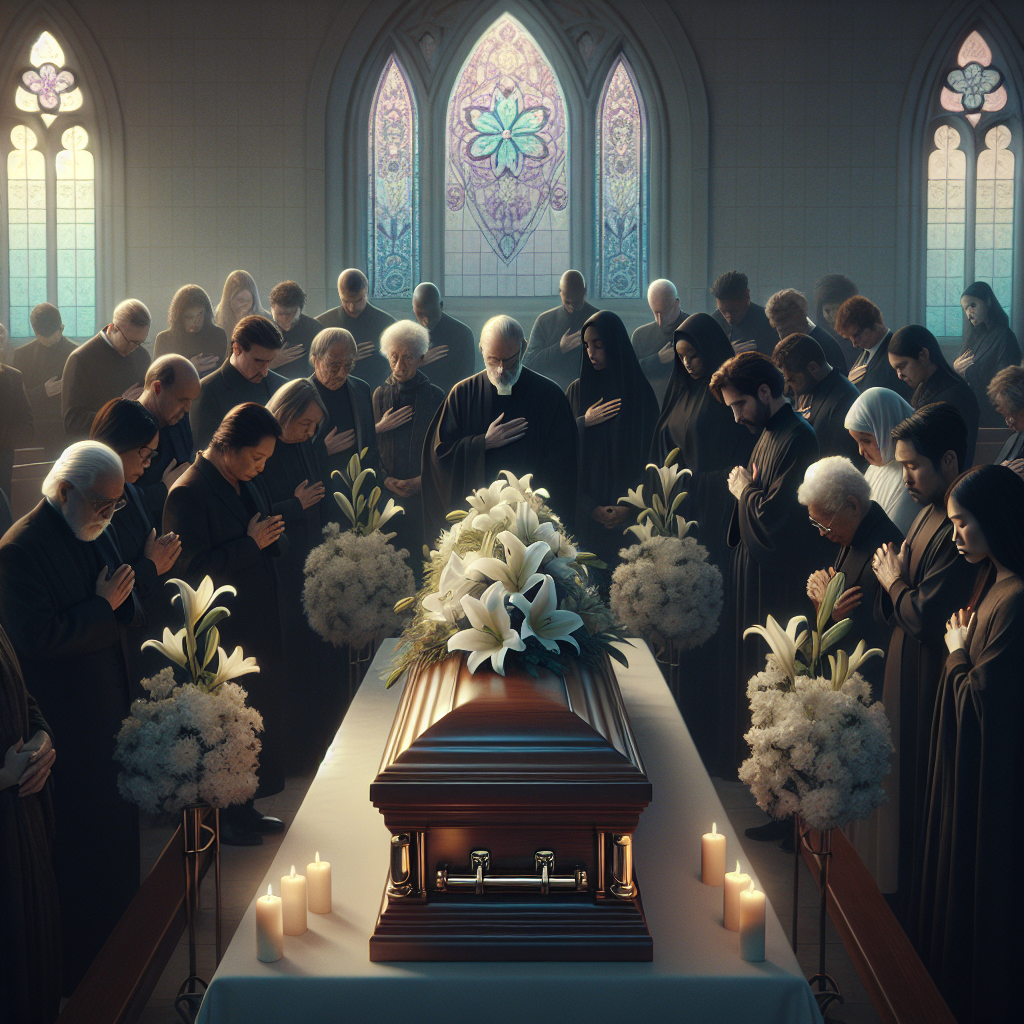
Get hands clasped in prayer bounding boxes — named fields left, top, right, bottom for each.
left=96, top=563, right=135, bottom=609
left=871, top=540, right=906, bottom=591
left=727, top=462, right=759, bottom=500
left=144, top=528, right=182, bottom=575
left=806, top=566, right=862, bottom=618
left=247, top=512, right=285, bottom=550
left=944, top=607, right=975, bottom=653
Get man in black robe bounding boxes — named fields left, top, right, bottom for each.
left=10, top=303, right=77, bottom=455
left=422, top=315, right=579, bottom=540
left=522, top=270, right=600, bottom=391
left=0, top=441, right=139, bottom=993
left=267, top=280, right=322, bottom=381
left=765, top=288, right=848, bottom=375
left=631, top=278, right=686, bottom=407
left=411, top=281, right=476, bottom=396
left=190, top=315, right=286, bottom=450
left=834, top=295, right=912, bottom=401
left=710, top=271, right=778, bottom=356
left=773, top=333, right=864, bottom=466
left=0, top=357, right=32, bottom=502
left=316, top=268, right=394, bottom=389
left=61, top=299, right=152, bottom=439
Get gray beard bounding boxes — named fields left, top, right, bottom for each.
left=488, top=365, right=522, bottom=395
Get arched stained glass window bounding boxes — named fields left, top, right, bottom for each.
left=975, top=124, right=1014, bottom=316
left=926, top=125, right=967, bottom=336
left=56, top=127, right=96, bottom=335
left=368, top=55, right=418, bottom=299
left=596, top=55, right=647, bottom=299
left=444, top=14, right=569, bottom=297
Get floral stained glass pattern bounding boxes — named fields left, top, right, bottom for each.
left=445, top=15, right=569, bottom=297
left=939, top=31, right=1008, bottom=128
left=925, top=126, right=967, bottom=337
left=55, top=126, right=95, bottom=336
left=15, top=31, right=84, bottom=128
left=975, top=125, right=1015, bottom=318
left=596, top=56, right=647, bottom=299
left=368, top=55, right=418, bottom=299
left=7, top=126, right=48, bottom=338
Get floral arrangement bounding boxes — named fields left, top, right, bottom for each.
left=609, top=450, right=723, bottom=649
left=386, top=471, right=629, bottom=687
left=114, top=577, right=264, bottom=815
left=738, top=572, right=893, bottom=832
left=303, top=449, right=414, bottom=649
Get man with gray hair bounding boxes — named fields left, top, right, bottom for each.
left=421, top=314, right=578, bottom=540
left=523, top=270, right=600, bottom=390
left=0, top=440, right=140, bottom=991
left=632, top=278, right=687, bottom=405
left=412, top=281, right=475, bottom=395
left=316, top=268, right=394, bottom=388
left=61, top=299, right=152, bottom=438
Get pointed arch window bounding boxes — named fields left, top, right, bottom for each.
left=596, top=55, right=648, bottom=299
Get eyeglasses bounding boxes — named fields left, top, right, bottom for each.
left=139, top=445, right=159, bottom=464
left=110, top=323, right=147, bottom=348
left=808, top=510, right=838, bottom=535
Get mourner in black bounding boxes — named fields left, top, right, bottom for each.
left=152, top=284, right=225, bottom=377
left=316, top=269, right=394, bottom=389
left=957, top=282, right=1021, bottom=428
left=411, top=282, right=476, bottom=396
left=522, top=270, right=600, bottom=391
left=632, top=279, right=687, bottom=407
left=834, top=295, right=912, bottom=401
left=710, top=271, right=778, bottom=357
left=985, top=365, right=1024, bottom=469
left=268, top=280, right=323, bottom=382
left=765, top=288, right=848, bottom=375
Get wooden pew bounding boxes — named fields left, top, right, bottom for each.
left=973, top=426, right=1012, bottom=467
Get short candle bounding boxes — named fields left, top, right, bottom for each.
left=281, top=865, right=307, bottom=936
left=739, top=880, right=766, bottom=961
left=701, top=821, right=726, bottom=885
left=307, top=851, right=332, bottom=914
left=255, top=884, right=283, bottom=962
left=723, top=860, right=751, bottom=931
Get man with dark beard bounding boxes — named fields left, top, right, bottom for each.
left=522, top=270, right=599, bottom=391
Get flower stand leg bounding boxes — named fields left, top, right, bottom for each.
left=798, top=821, right=843, bottom=1016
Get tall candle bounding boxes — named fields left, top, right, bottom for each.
left=701, top=822, right=726, bottom=885
left=307, top=851, right=332, bottom=914
left=281, top=865, right=307, bottom=936
left=723, top=860, right=750, bottom=931
left=255, top=884, right=283, bottom=962
left=739, top=880, right=766, bottom=961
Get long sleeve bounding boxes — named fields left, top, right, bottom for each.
left=26, top=691, right=54, bottom=743
left=163, top=484, right=262, bottom=580
left=60, top=351, right=96, bottom=436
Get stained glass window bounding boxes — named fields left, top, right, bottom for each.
left=975, top=125, right=1014, bottom=317
left=596, top=56, right=647, bottom=299
left=939, top=31, right=1007, bottom=128
left=368, top=55, right=418, bottom=299
left=925, top=126, right=967, bottom=337
left=7, top=127, right=48, bottom=338
left=444, top=15, right=569, bottom=297
left=56, top=127, right=95, bottom=335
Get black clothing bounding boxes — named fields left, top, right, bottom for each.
left=808, top=323, right=849, bottom=376
left=61, top=332, right=151, bottom=438
left=912, top=366, right=980, bottom=467
left=316, top=302, right=395, bottom=390
left=847, top=332, right=912, bottom=401
left=631, top=312, right=686, bottom=407
left=712, top=302, right=777, bottom=357
left=274, top=313, right=322, bottom=381
left=135, top=414, right=195, bottom=530
left=0, top=365, right=33, bottom=499
left=10, top=335, right=76, bottom=453
left=424, top=312, right=476, bottom=396
left=153, top=322, right=228, bottom=363
left=524, top=301, right=601, bottom=391
left=994, top=430, right=1024, bottom=464
left=189, top=361, right=285, bottom=451
left=804, top=368, right=863, bottom=465
left=960, top=324, right=1021, bottom=427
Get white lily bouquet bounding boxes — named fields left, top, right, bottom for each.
left=386, top=471, right=629, bottom=688
left=609, top=449, right=723, bottom=650
left=739, top=572, right=893, bottom=832
left=114, top=577, right=263, bottom=815
left=303, top=449, right=415, bottom=649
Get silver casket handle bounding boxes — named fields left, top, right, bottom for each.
left=436, top=850, right=588, bottom=894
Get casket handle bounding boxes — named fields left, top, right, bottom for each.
left=435, top=849, right=588, bottom=894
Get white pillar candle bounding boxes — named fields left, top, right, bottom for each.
left=307, top=851, right=332, bottom=914
left=281, top=865, right=307, bottom=936
left=255, top=884, right=283, bottom=962
left=723, top=860, right=750, bottom=931
left=739, top=880, right=766, bottom=961
left=701, top=822, right=726, bottom=885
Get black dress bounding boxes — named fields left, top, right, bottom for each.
left=960, top=323, right=1021, bottom=427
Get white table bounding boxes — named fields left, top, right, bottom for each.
left=196, top=641, right=822, bottom=1024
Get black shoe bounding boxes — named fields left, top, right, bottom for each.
left=220, top=818, right=263, bottom=846
left=242, top=803, right=286, bottom=834
left=745, top=818, right=791, bottom=842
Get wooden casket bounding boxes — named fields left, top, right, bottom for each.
left=369, top=651, right=653, bottom=961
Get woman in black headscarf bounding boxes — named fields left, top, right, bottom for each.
left=566, top=311, right=659, bottom=581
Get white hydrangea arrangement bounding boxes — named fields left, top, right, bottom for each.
left=609, top=449, right=723, bottom=649
left=738, top=573, right=893, bottom=832
left=303, top=449, right=415, bottom=649
left=115, top=578, right=264, bottom=815
left=386, top=471, right=629, bottom=687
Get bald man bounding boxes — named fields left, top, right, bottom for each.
left=632, top=279, right=687, bottom=405
left=522, top=270, right=600, bottom=390
left=316, top=268, right=394, bottom=389
left=412, top=281, right=476, bottom=395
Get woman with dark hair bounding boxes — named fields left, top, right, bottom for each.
left=812, top=273, right=859, bottom=371
left=162, top=403, right=287, bottom=845
left=912, top=464, right=1024, bottom=1024
left=955, top=282, right=1021, bottom=426
left=888, top=325, right=980, bottom=465
left=566, top=310, right=659, bottom=580
left=214, top=271, right=270, bottom=359
left=153, top=284, right=226, bottom=374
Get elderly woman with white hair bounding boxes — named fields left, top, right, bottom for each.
left=372, top=320, right=445, bottom=579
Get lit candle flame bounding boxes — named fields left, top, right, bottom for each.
left=290, top=865, right=296, bottom=878
left=267, top=884, right=272, bottom=897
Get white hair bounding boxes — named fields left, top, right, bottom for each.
left=113, top=298, right=152, bottom=329
left=42, top=441, right=123, bottom=501
left=647, top=278, right=678, bottom=302
left=798, top=456, right=871, bottom=515
left=480, top=315, right=525, bottom=351
left=380, top=319, right=429, bottom=359
left=267, top=377, right=328, bottom=426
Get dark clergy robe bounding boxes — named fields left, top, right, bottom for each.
left=804, top=368, right=864, bottom=466
left=847, top=331, right=912, bottom=401
left=911, top=367, right=980, bottom=467
left=631, top=311, right=685, bottom=407
left=421, top=366, right=579, bottom=542
left=153, top=322, right=228, bottom=363
left=712, top=302, right=778, bottom=357
left=10, top=335, right=77, bottom=453
left=0, top=500, right=139, bottom=992
left=0, top=365, right=33, bottom=500
left=274, top=313, right=322, bottom=381
left=809, top=322, right=849, bottom=376
left=424, top=312, right=476, bottom=396
left=994, top=430, right=1024, bottom=464
left=61, top=332, right=151, bottom=439
left=524, top=301, right=600, bottom=391
left=874, top=503, right=977, bottom=900
left=163, top=453, right=285, bottom=797
left=960, top=324, right=1021, bottom=427
left=316, top=302, right=395, bottom=390
left=912, top=575, right=1024, bottom=1024
left=135, top=414, right=195, bottom=530
left=189, top=361, right=285, bottom=451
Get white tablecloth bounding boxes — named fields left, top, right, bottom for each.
left=196, top=641, right=821, bottom=1024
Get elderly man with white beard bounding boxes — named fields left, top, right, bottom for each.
left=0, top=441, right=140, bottom=993
left=421, top=314, right=579, bottom=542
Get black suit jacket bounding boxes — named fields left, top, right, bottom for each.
left=136, top=415, right=196, bottom=529
left=189, top=361, right=285, bottom=450
left=850, top=332, right=912, bottom=402
left=61, top=332, right=151, bottom=437
left=806, top=369, right=864, bottom=466
left=311, top=373, right=382, bottom=497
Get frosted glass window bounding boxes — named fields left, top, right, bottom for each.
left=55, top=126, right=95, bottom=336
left=445, top=14, right=569, bottom=297
left=974, top=124, right=1014, bottom=318
left=925, top=125, right=967, bottom=337
left=596, top=56, right=647, bottom=299
left=7, top=126, right=48, bottom=338
left=368, top=55, right=418, bottom=299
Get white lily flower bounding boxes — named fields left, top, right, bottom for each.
left=447, top=581, right=525, bottom=674
left=625, top=520, right=656, bottom=542
left=209, top=645, right=260, bottom=688
left=141, top=627, right=190, bottom=668
left=621, top=485, right=646, bottom=510
left=646, top=461, right=691, bottom=502
left=377, top=498, right=403, bottom=531
left=743, top=614, right=808, bottom=684
left=168, top=576, right=237, bottom=631
left=513, top=503, right=564, bottom=557
left=466, top=500, right=515, bottom=532
left=498, top=470, right=549, bottom=502
left=469, top=531, right=549, bottom=594
left=422, top=550, right=480, bottom=624
left=510, top=576, right=583, bottom=653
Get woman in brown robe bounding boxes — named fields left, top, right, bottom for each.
left=912, top=465, right=1024, bottom=1024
